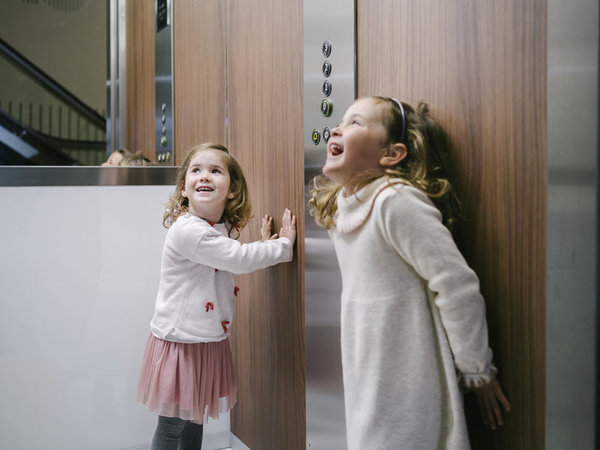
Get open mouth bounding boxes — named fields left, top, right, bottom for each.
left=328, top=142, right=343, bottom=156
left=196, top=186, right=214, bottom=192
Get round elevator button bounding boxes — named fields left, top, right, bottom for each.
left=323, top=80, right=332, bottom=97
left=323, top=127, right=331, bottom=143
left=322, top=60, right=332, bottom=77
left=320, top=99, right=333, bottom=117
left=312, top=129, right=321, bottom=145
left=322, top=41, right=332, bottom=58
left=160, top=136, right=168, bottom=147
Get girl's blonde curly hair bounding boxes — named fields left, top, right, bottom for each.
left=163, top=143, right=253, bottom=234
left=310, top=96, right=461, bottom=232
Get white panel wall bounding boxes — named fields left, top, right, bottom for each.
left=0, top=186, right=231, bottom=450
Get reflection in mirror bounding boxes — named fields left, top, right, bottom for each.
left=0, top=0, right=107, bottom=165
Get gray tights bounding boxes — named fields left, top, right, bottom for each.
left=151, top=415, right=204, bottom=450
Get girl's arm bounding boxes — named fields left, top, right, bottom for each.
left=175, top=210, right=295, bottom=274
left=380, top=186, right=510, bottom=427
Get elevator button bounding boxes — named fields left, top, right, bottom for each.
left=160, top=136, right=168, bottom=147
left=161, top=126, right=167, bottom=134
left=322, top=41, right=332, bottom=58
left=323, top=80, right=332, bottom=97
left=323, top=127, right=331, bottom=143
left=161, top=114, right=167, bottom=124
left=322, top=60, right=332, bottom=77
left=161, top=103, right=167, bottom=112
left=312, top=129, right=321, bottom=145
left=165, top=152, right=170, bottom=161
left=321, top=99, right=333, bottom=117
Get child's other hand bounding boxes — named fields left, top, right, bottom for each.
left=261, top=215, right=278, bottom=241
left=471, top=377, right=511, bottom=430
left=279, top=208, right=296, bottom=244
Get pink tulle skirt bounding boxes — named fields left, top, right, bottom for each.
left=136, top=334, right=237, bottom=424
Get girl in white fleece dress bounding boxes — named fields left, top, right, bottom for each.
left=310, top=97, right=510, bottom=450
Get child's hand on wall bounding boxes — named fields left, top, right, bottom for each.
left=279, top=209, right=296, bottom=245
left=261, top=215, right=277, bottom=241
left=471, top=377, right=511, bottom=430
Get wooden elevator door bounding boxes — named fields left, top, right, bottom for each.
left=357, top=0, right=546, bottom=448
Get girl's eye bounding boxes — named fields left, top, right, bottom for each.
left=212, top=169, right=222, bottom=174
left=191, top=168, right=199, bottom=173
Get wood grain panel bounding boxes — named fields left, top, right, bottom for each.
left=357, top=1, right=546, bottom=448
left=173, top=0, right=227, bottom=165
left=226, top=0, right=305, bottom=448
left=125, top=0, right=155, bottom=158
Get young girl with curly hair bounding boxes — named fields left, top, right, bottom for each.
left=310, top=97, right=510, bottom=449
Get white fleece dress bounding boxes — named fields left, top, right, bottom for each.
left=329, top=177, right=496, bottom=450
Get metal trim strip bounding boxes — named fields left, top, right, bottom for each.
left=0, top=166, right=177, bottom=186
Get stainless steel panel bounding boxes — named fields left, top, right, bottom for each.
left=546, top=0, right=598, bottom=447
left=155, top=0, right=174, bottom=163
left=0, top=166, right=177, bottom=186
left=107, top=0, right=126, bottom=156
left=304, top=1, right=355, bottom=447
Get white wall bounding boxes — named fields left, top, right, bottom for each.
left=0, top=185, right=231, bottom=450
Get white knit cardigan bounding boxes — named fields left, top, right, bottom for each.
left=150, top=213, right=293, bottom=343
left=329, top=177, right=496, bottom=450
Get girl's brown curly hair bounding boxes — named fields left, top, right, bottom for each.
left=163, top=143, right=253, bottom=234
left=310, top=96, right=461, bottom=232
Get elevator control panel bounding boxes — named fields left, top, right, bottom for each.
left=155, top=0, right=174, bottom=164
left=303, top=1, right=354, bottom=448
left=304, top=6, right=355, bottom=159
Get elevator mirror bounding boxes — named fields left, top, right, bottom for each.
left=0, top=0, right=177, bottom=184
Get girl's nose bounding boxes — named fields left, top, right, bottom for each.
left=331, top=125, right=342, bottom=136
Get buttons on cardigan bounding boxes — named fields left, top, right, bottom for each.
left=234, top=286, right=240, bottom=296
left=205, top=302, right=214, bottom=312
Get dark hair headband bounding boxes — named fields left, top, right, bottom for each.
left=391, top=97, right=406, bottom=143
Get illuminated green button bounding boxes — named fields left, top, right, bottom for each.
left=160, top=136, right=168, bottom=147
left=321, top=99, right=333, bottom=117
left=312, top=129, right=321, bottom=145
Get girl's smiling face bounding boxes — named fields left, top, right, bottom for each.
left=323, top=98, right=389, bottom=185
left=181, top=149, right=234, bottom=222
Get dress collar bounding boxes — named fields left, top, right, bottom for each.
left=335, top=177, right=407, bottom=233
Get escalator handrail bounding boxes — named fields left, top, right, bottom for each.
left=0, top=107, right=104, bottom=152
left=0, top=36, right=105, bottom=131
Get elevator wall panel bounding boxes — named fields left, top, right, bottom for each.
left=226, top=0, right=305, bottom=448
left=357, top=1, right=546, bottom=448
left=173, top=0, right=227, bottom=164
left=125, top=0, right=155, bottom=158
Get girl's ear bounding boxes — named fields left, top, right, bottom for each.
left=379, top=143, right=407, bottom=167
